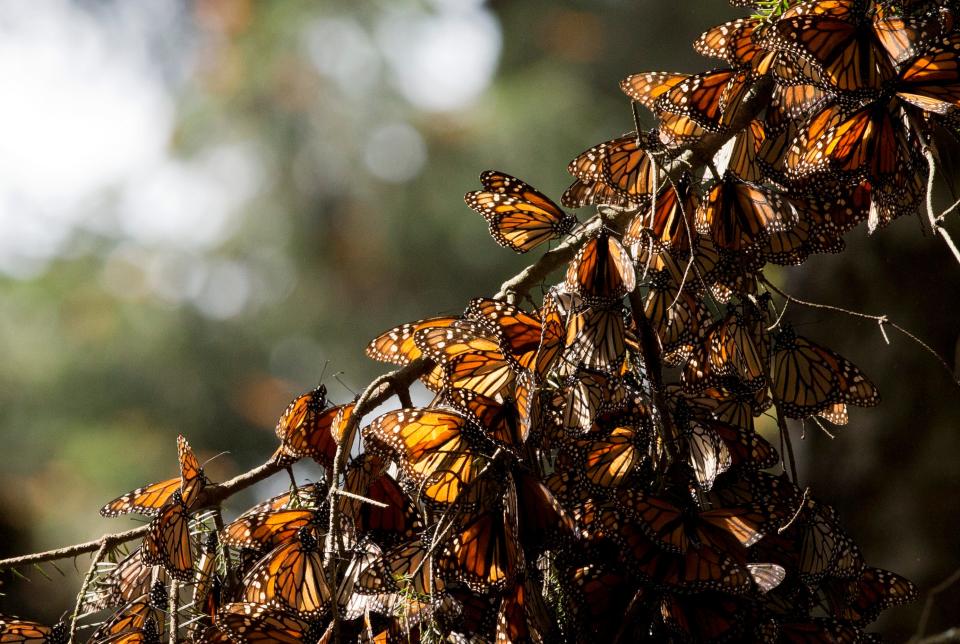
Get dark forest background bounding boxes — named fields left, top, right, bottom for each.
left=0, top=1, right=958, bottom=639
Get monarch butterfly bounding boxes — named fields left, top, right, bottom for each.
left=695, top=172, right=796, bottom=253
left=771, top=325, right=880, bottom=420
left=756, top=499, right=848, bottom=584
left=531, top=289, right=565, bottom=379
left=564, top=564, right=632, bottom=636
left=84, top=547, right=167, bottom=613
left=495, top=582, right=532, bottom=644
left=565, top=232, right=636, bottom=303
left=361, top=408, right=493, bottom=507
left=571, top=423, right=648, bottom=490
left=0, top=618, right=67, bottom=644
left=90, top=581, right=167, bottom=644
left=93, top=615, right=162, bottom=644
left=561, top=178, right=637, bottom=209
left=602, top=510, right=752, bottom=593
left=414, top=322, right=519, bottom=400
left=786, top=99, right=924, bottom=228
left=193, top=532, right=221, bottom=617
left=242, top=526, right=331, bottom=618
left=354, top=539, right=442, bottom=597
left=615, top=489, right=764, bottom=553
left=651, top=69, right=753, bottom=147
left=643, top=269, right=713, bottom=367
left=464, top=298, right=541, bottom=371
left=768, top=53, right=833, bottom=121
left=141, top=491, right=194, bottom=582
left=763, top=0, right=901, bottom=94
left=820, top=566, right=918, bottom=625
left=235, top=483, right=322, bottom=522
left=763, top=186, right=871, bottom=265
left=561, top=305, right=628, bottom=376
left=705, top=470, right=802, bottom=536
left=216, top=602, right=329, bottom=644
left=684, top=420, right=733, bottom=492
left=694, top=17, right=768, bottom=71
left=623, top=175, right=700, bottom=255
left=512, top=470, right=577, bottom=549
left=567, top=133, right=662, bottom=201
left=682, top=306, right=769, bottom=394
left=221, top=508, right=316, bottom=553
left=659, top=593, right=746, bottom=642
left=366, top=316, right=459, bottom=393
left=726, top=119, right=767, bottom=183
left=441, top=497, right=522, bottom=592
left=352, top=469, right=423, bottom=546
left=464, top=171, right=577, bottom=253
left=366, top=316, right=460, bottom=366
left=273, top=386, right=350, bottom=468
left=100, top=434, right=205, bottom=517
left=768, top=617, right=867, bottom=643
left=620, top=72, right=689, bottom=110
left=447, top=388, right=525, bottom=449
left=894, top=33, right=960, bottom=116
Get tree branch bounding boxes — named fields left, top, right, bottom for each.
left=911, top=566, right=960, bottom=643
left=0, top=525, right=149, bottom=571
left=760, top=275, right=960, bottom=388
left=70, top=541, right=108, bottom=643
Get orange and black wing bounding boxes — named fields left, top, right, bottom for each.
left=465, top=171, right=576, bottom=253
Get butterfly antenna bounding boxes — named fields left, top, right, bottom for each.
left=317, top=360, right=330, bottom=387
left=200, top=451, right=231, bottom=469
left=334, top=372, right=359, bottom=397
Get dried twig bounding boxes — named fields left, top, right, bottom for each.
left=69, top=541, right=108, bottom=643
left=760, top=275, right=960, bottom=388
left=778, top=487, right=811, bottom=534
left=775, top=404, right=800, bottom=484
left=911, top=566, right=960, bottom=643
left=0, top=526, right=149, bottom=571
left=169, top=579, right=180, bottom=644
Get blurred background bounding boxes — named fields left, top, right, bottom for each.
left=0, top=0, right=958, bottom=639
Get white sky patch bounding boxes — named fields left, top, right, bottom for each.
left=364, top=123, right=427, bottom=183
left=0, top=2, right=175, bottom=273
left=376, top=5, right=501, bottom=112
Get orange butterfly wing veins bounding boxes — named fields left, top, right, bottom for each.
left=464, top=171, right=576, bottom=253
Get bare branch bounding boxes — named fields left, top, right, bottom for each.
left=916, top=629, right=960, bottom=644
left=775, top=404, right=800, bottom=484
left=0, top=525, right=149, bottom=571
left=70, top=541, right=108, bottom=643
left=760, top=275, right=960, bottom=388
left=911, top=566, right=960, bottom=643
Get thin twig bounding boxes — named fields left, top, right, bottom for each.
left=937, top=196, right=960, bottom=223
left=168, top=579, right=179, bottom=644
left=775, top=404, right=799, bottom=484
left=778, top=487, right=811, bottom=534
left=909, top=116, right=960, bottom=267
left=911, top=566, right=960, bottom=643
left=70, top=541, right=108, bottom=643
left=323, top=358, right=431, bottom=640
left=330, top=488, right=389, bottom=508
left=613, top=587, right=646, bottom=644
left=628, top=287, right=679, bottom=464
left=760, top=276, right=960, bottom=388
left=916, top=629, right=960, bottom=644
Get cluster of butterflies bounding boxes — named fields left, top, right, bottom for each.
left=3, top=0, right=952, bottom=640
